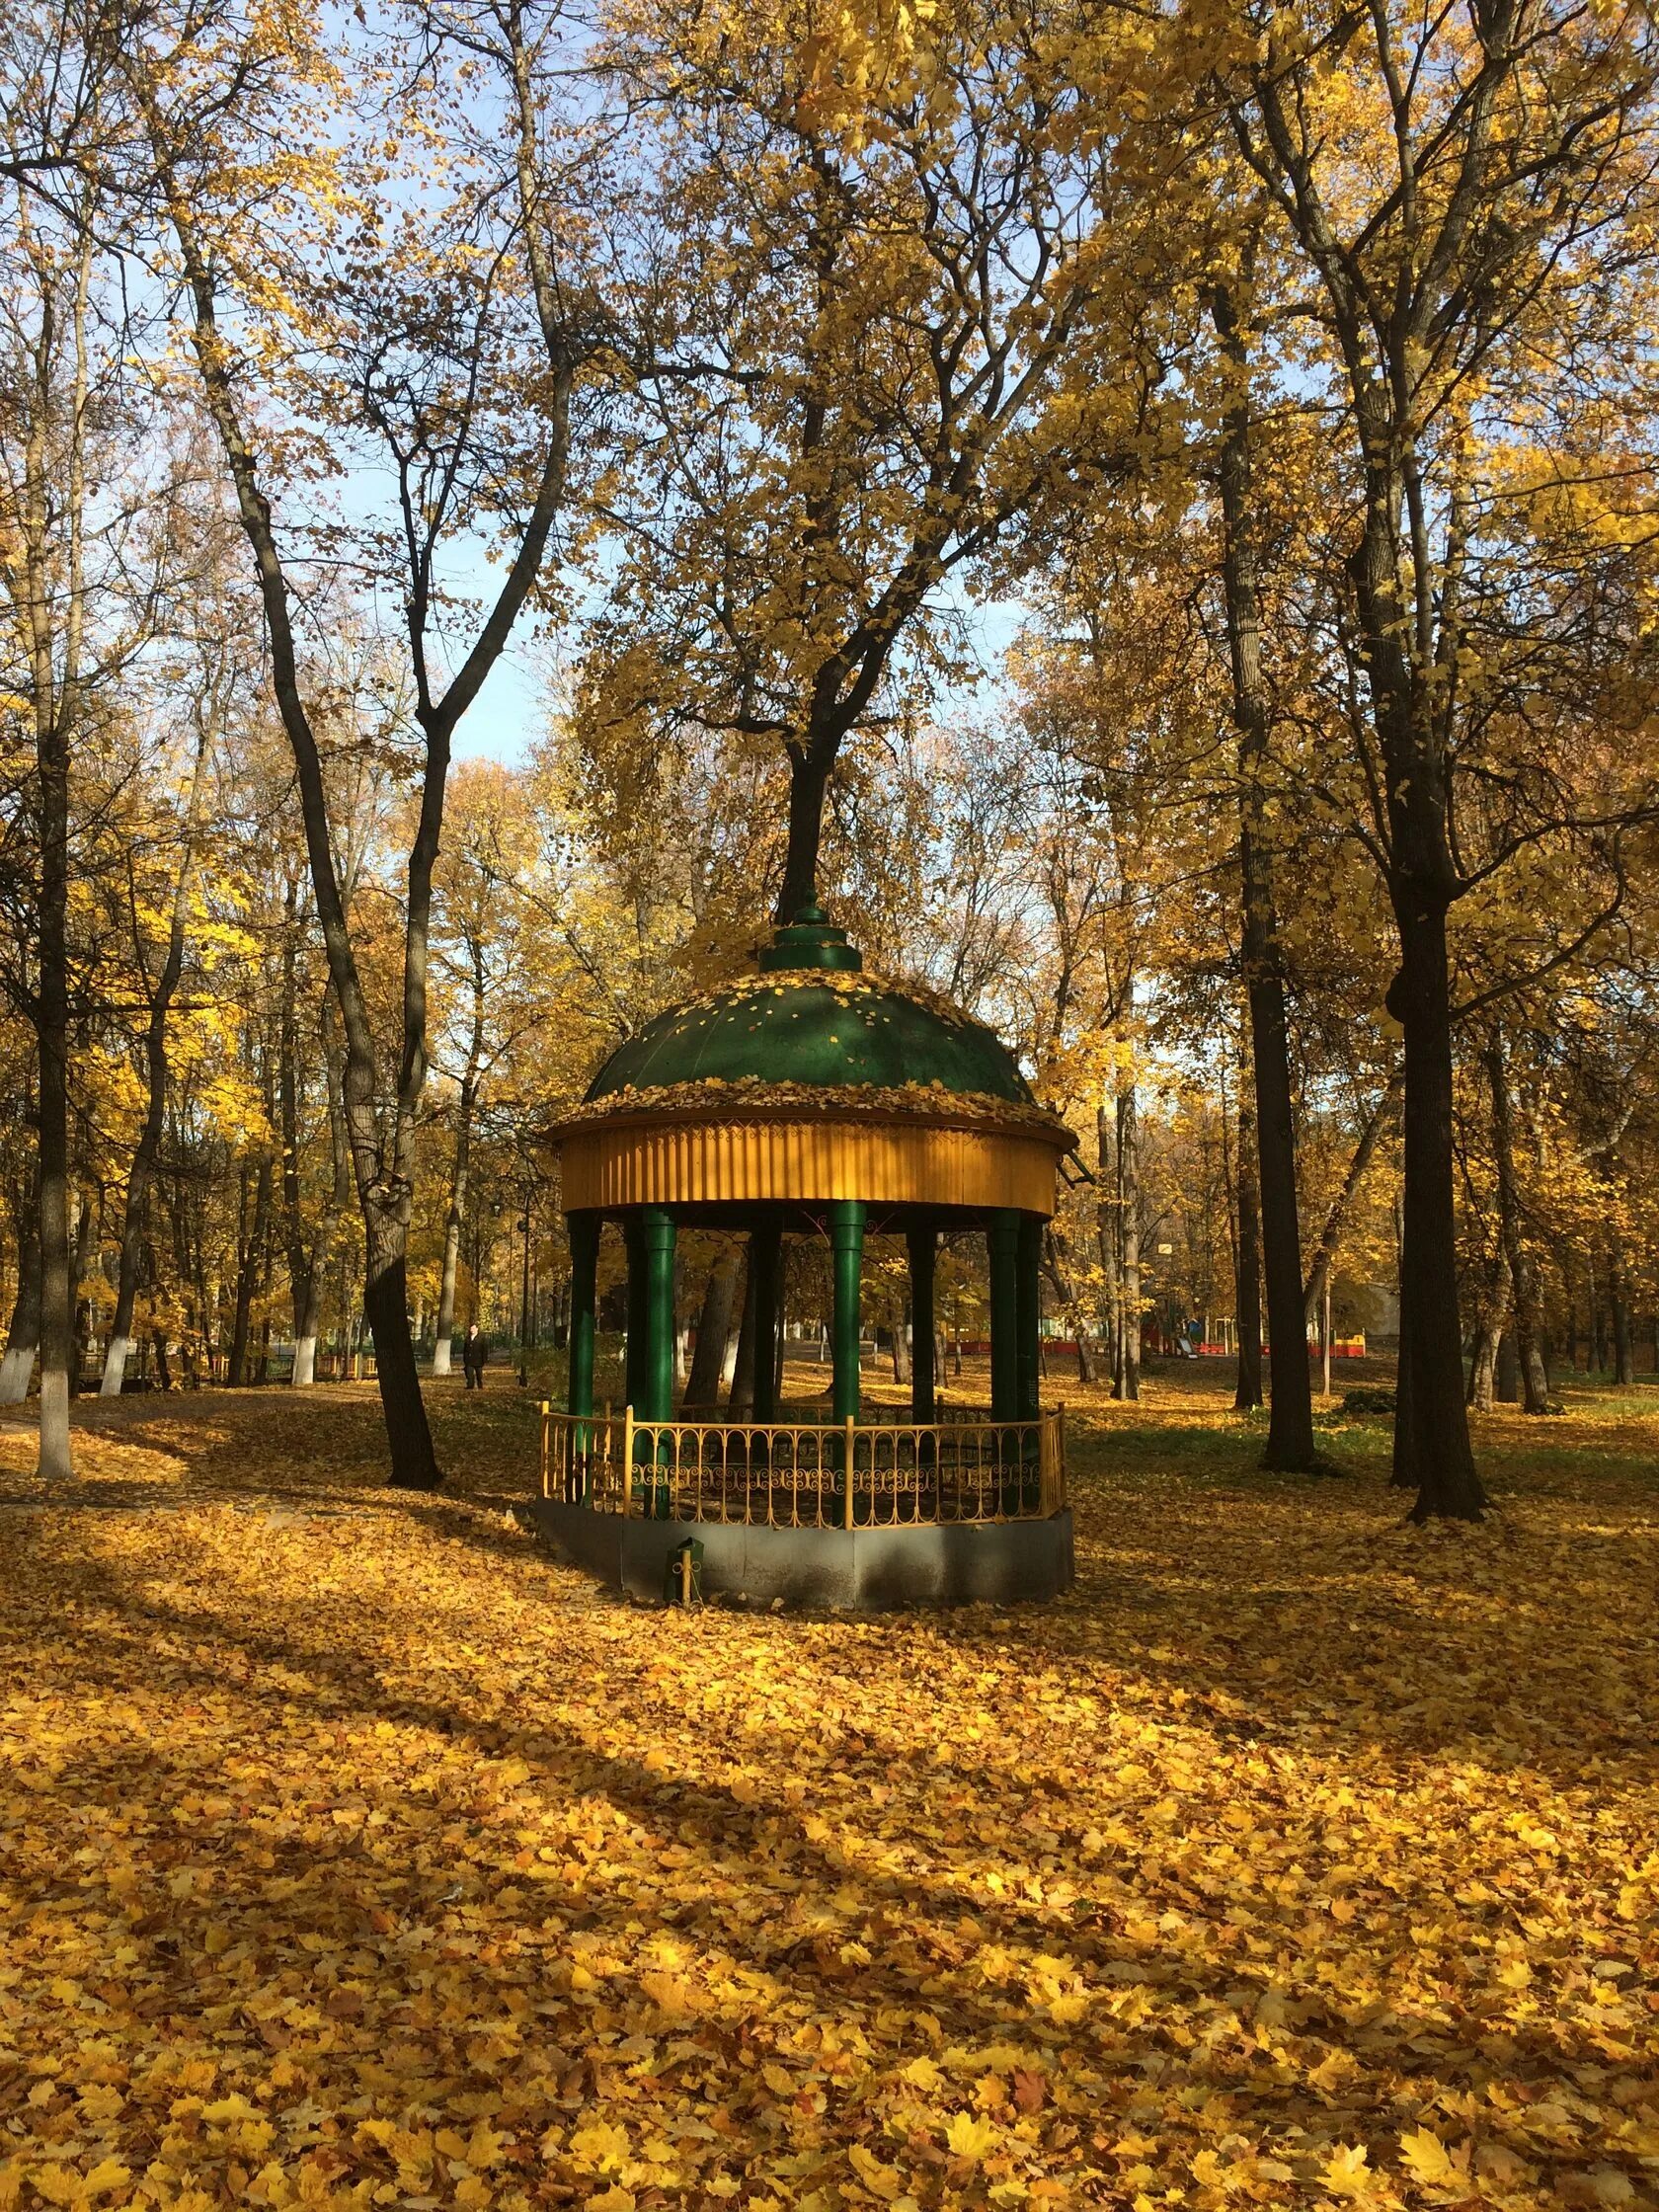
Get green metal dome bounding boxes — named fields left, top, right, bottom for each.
left=585, top=908, right=1034, bottom=1108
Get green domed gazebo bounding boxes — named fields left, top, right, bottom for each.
left=536, top=908, right=1078, bottom=1609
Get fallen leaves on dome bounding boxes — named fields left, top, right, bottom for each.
left=545, top=1075, right=1076, bottom=1146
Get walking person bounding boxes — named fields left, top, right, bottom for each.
left=462, top=1321, right=489, bottom=1390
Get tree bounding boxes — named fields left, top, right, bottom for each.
left=429, top=763, right=544, bottom=1375
left=583, top=0, right=1169, bottom=919
left=1219, top=0, right=1659, bottom=1515
left=99, top=671, right=218, bottom=1393
left=127, top=0, right=610, bottom=1481
left=0, top=1, right=190, bottom=1465
left=1208, top=270, right=1321, bottom=1469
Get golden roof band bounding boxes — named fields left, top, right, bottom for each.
left=557, top=1113, right=1067, bottom=1220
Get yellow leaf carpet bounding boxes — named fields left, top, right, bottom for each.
left=1, top=1371, right=1655, bottom=2211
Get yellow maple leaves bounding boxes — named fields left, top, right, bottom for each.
left=0, top=1372, right=1657, bottom=2211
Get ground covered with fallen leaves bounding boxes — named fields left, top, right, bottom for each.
left=2, top=1363, right=1656, bottom=2212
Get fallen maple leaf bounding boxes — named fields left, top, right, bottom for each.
left=1321, top=2143, right=1377, bottom=2199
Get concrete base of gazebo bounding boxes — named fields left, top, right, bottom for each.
left=525, top=1495, right=1074, bottom=1611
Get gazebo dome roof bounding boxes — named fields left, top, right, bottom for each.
left=548, top=908, right=1074, bottom=1220
left=585, top=908, right=1033, bottom=1110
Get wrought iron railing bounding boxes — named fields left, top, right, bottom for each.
left=538, top=1404, right=1066, bottom=1529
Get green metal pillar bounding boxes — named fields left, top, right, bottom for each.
left=638, top=1207, right=676, bottom=1517
left=567, top=1213, right=599, bottom=1501
left=828, top=1201, right=865, bottom=1424
left=750, top=1218, right=783, bottom=1424
left=988, top=1209, right=1020, bottom=1422
left=829, top=1200, right=865, bottom=1515
left=1016, top=1213, right=1043, bottom=1421
left=907, top=1221, right=937, bottom=1424
left=638, top=1207, right=677, bottom=1422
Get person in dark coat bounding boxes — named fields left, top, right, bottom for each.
left=462, top=1322, right=489, bottom=1389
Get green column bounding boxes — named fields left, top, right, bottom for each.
left=639, top=1207, right=676, bottom=1518
left=639, top=1207, right=676, bottom=1422
left=828, top=1201, right=866, bottom=1424
left=750, top=1218, right=783, bottom=1424
left=907, top=1221, right=937, bottom=1424
left=1016, top=1213, right=1043, bottom=1421
left=988, top=1209, right=1020, bottom=1422
left=567, top=1213, right=598, bottom=1501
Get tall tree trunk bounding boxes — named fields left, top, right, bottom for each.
left=1611, top=1256, right=1634, bottom=1385
left=433, top=1055, right=482, bottom=1380
left=777, top=742, right=834, bottom=922
left=102, top=732, right=208, bottom=1395
left=1212, top=279, right=1315, bottom=1467
left=684, top=1253, right=738, bottom=1410
left=144, top=90, right=578, bottom=1489
left=1042, top=1224, right=1097, bottom=1383
left=1096, top=1101, right=1120, bottom=1383
left=1467, top=1249, right=1507, bottom=1412
left=278, top=884, right=319, bottom=1385
left=889, top=1288, right=911, bottom=1384
left=1390, top=905, right=1485, bottom=1517
left=20, top=224, right=93, bottom=1481
left=1233, top=1081, right=1264, bottom=1411
left=1114, top=1081, right=1141, bottom=1401
left=69, top=1185, right=99, bottom=1391
left=228, top=1162, right=255, bottom=1387
left=727, top=1256, right=756, bottom=1418
left=34, top=621, right=72, bottom=1475
left=0, top=1204, right=42, bottom=1404
left=1488, top=1034, right=1550, bottom=1416
left=1347, top=441, right=1482, bottom=1514
left=1304, top=1074, right=1401, bottom=1323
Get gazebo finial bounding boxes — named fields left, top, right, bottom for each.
left=758, top=903, right=863, bottom=974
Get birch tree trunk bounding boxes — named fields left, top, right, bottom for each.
left=0, top=1207, right=42, bottom=1404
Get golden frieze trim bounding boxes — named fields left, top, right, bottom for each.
left=555, top=1116, right=1066, bottom=1217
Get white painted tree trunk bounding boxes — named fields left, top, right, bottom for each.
left=100, top=1334, right=130, bottom=1395
left=0, top=1342, right=36, bottom=1403
left=293, top=1333, right=317, bottom=1387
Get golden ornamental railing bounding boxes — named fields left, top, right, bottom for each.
left=538, top=1404, right=1066, bottom=1529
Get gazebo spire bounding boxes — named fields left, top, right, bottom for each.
left=758, top=903, right=864, bottom=974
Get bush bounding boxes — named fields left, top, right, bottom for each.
left=1342, top=1385, right=1397, bottom=1415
